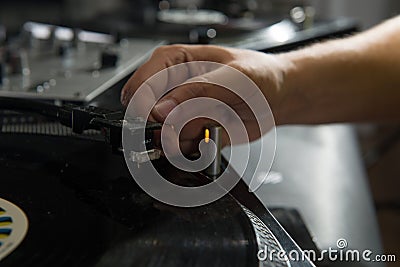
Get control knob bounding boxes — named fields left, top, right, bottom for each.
left=101, top=50, right=119, bottom=69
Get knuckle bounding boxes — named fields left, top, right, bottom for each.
left=153, top=44, right=185, bottom=55
left=170, top=45, right=192, bottom=62
left=227, top=61, right=244, bottom=73
left=152, top=45, right=191, bottom=65
left=152, top=46, right=167, bottom=55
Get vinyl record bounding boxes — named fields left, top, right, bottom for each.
left=0, top=133, right=263, bottom=267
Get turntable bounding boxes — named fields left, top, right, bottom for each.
left=0, top=5, right=360, bottom=266
left=0, top=22, right=165, bottom=102
left=76, top=1, right=358, bottom=52
left=0, top=96, right=318, bottom=267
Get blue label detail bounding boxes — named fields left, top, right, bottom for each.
left=0, top=229, right=12, bottom=235
left=0, top=217, right=12, bottom=223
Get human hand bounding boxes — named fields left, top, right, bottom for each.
left=121, top=45, right=288, bottom=155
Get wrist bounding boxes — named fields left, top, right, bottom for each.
left=271, top=52, right=303, bottom=126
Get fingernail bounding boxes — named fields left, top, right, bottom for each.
left=153, top=99, right=177, bottom=121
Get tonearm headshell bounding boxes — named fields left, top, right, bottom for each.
left=0, top=96, right=162, bottom=163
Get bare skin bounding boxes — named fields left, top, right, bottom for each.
left=121, top=16, right=400, bottom=152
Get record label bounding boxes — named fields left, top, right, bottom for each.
left=0, top=198, right=28, bottom=262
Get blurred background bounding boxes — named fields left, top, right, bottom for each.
left=2, top=0, right=400, bottom=32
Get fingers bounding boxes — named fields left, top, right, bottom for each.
left=121, top=45, right=236, bottom=106
left=151, top=65, right=246, bottom=122
left=152, top=82, right=207, bottom=122
left=149, top=65, right=255, bottom=153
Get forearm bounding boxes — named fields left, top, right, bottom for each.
left=274, top=16, right=400, bottom=125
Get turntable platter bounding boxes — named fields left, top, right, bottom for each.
left=0, top=134, right=262, bottom=267
left=0, top=117, right=318, bottom=267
